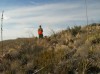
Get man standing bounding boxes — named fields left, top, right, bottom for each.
left=38, top=25, right=43, bottom=38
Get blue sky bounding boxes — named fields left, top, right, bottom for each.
left=0, top=0, right=100, bottom=40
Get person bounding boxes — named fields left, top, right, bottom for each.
left=38, top=25, right=43, bottom=38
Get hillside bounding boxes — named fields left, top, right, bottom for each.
left=0, top=23, right=100, bottom=74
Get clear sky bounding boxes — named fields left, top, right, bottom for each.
left=0, top=0, right=100, bottom=40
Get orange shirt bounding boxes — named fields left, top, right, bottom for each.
left=38, top=28, right=43, bottom=34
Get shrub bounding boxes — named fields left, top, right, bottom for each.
left=86, top=33, right=100, bottom=45
left=70, top=26, right=81, bottom=36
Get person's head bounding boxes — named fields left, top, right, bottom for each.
left=39, top=25, right=41, bottom=28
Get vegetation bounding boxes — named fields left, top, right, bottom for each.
left=0, top=23, right=100, bottom=74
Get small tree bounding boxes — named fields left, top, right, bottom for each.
left=70, top=26, right=81, bottom=36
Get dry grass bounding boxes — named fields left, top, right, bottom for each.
left=0, top=23, right=100, bottom=74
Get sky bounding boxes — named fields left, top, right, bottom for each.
left=0, top=0, right=100, bottom=40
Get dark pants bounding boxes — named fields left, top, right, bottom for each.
left=39, top=34, right=43, bottom=39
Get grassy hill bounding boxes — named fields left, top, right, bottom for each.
left=0, top=23, right=100, bottom=74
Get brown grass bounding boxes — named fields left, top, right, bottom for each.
left=0, top=23, right=100, bottom=74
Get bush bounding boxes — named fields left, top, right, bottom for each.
left=86, top=33, right=100, bottom=45
left=70, top=26, right=81, bottom=36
